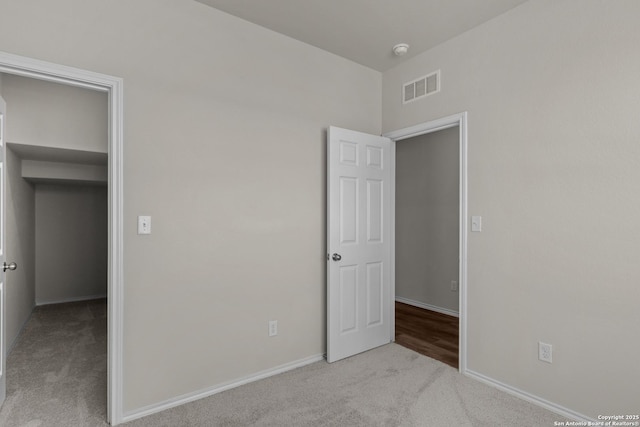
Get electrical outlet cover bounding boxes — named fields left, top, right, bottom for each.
left=538, top=342, right=552, bottom=363
left=268, top=320, right=278, bottom=337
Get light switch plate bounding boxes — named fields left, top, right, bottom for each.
left=471, top=216, right=482, bottom=232
left=138, top=216, right=151, bottom=234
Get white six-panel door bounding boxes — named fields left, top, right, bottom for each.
left=327, top=126, right=392, bottom=363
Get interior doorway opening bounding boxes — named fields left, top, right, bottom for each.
left=0, top=50, right=124, bottom=424
left=385, top=112, right=468, bottom=373
left=1, top=71, right=110, bottom=423
left=394, top=126, right=460, bottom=369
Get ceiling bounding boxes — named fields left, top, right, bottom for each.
left=195, top=0, right=528, bottom=71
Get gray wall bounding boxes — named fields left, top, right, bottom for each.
left=395, top=127, right=459, bottom=313
left=4, top=147, right=36, bottom=354
left=0, top=0, right=381, bottom=412
left=35, top=184, right=107, bottom=305
left=383, top=0, right=640, bottom=418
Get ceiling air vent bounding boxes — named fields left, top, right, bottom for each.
left=402, top=70, right=440, bottom=104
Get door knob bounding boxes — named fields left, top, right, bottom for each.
left=3, top=261, right=17, bottom=272
left=331, top=253, right=342, bottom=261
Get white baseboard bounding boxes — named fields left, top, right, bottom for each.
left=464, top=369, right=594, bottom=423
left=36, top=294, right=107, bottom=306
left=122, top=353, right=325, bottom=423
left=395, top=296, right=459, bottom=318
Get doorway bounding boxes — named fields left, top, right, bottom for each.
left=1, top=72, right=109, bottom=424
left=393, top=125, right=459, bottom=368
left=385, top=113, right=467, bottom=372
left=0, top=51, right=124, bottom=424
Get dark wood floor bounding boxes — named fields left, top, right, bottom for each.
left=395, top=302, right=459, bottom=369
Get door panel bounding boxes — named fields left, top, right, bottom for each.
left=366, top=262, right=383, bottom=326
left=339, top=266, right=358, bottom=333
left=327, top=126, right=391, bottom=363
left=367, top=179, right=383, bottom=242
left=339, top=177, right=358, bottom=244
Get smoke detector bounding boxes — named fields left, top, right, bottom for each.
left=393, top=43, right=409, bottom=56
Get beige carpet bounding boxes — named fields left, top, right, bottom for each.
left=123, top=345, right=566, bottom=427
left=0, top=300, right=566, bottom=426
left=0, top=299, right=108, bottom=426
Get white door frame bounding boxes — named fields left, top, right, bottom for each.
left=0, top=51, right=124, bottom=424
left=384, top=112, right=468, bottom=373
